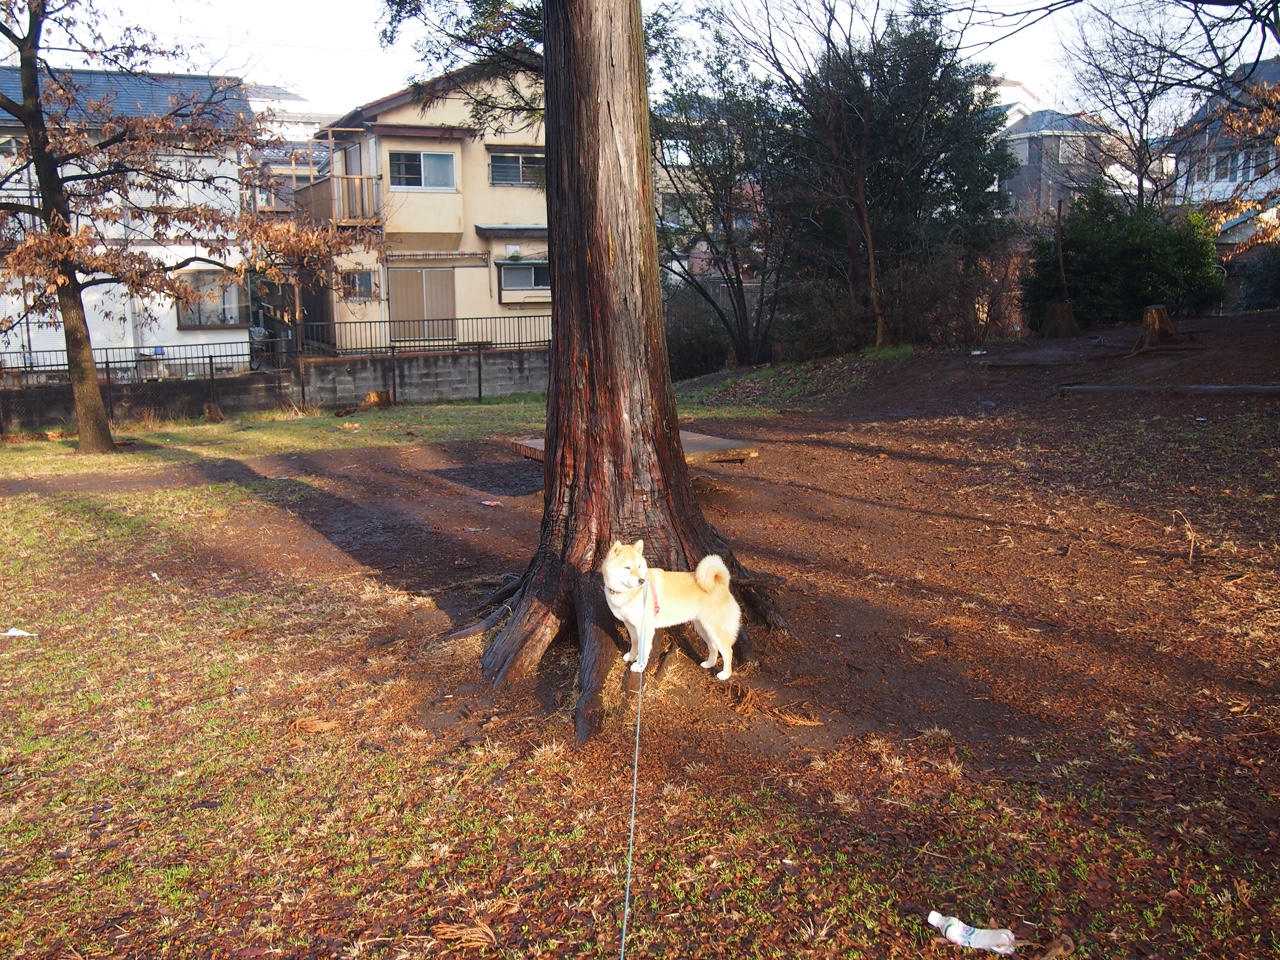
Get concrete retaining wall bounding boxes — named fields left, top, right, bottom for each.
left=301, top=347, right=550, bottom=408
left=0, top=347, right=549, bottom=434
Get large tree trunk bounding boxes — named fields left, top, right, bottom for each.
left=479, top=0, right=785, bottom=741
left=57, top=270, right=115, bottom=454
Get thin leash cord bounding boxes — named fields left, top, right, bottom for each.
left=619, top=581, right=650, bottom=960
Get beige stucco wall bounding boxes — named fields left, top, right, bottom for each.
left=314, top=82, right=551, bottom=339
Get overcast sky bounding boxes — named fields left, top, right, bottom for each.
left=112, top=0, right=1071, bottom=117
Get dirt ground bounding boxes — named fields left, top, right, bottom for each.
left=6, top=311, right=1278, bottom=957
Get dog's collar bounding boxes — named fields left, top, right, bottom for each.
left=607, top=583, right=660, bottom=615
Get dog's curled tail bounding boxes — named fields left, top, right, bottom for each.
left=695, top=554, right=732, bottom=593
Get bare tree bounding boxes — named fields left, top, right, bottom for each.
left=0, top=0, right=358, bottom=453
left=652, top=39, right=797, bottom=366
left=1061, top=2, right=1199, bottom=210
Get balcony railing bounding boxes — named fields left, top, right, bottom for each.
left=295, top=174, right=382, bottom=225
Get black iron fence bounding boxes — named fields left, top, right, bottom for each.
left=1, top=316, right=553, bottom=434
left=0, top=338, right=275, bottom=388
left=0, top=313, right=553, bottom=389
left=298, top=314, right=552, bottom=357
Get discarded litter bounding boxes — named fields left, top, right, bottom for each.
left=928, top=911, right=1016, bottom=954
left=970, top=348, right=988, bottom=356
left=480, top=500, right=503, bottom=508
left=3, top=628, right=38, bottom=637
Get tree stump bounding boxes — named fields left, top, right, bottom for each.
left=203, top=402, right=225, bottom=423
left=1042, top=301, right=1079, bottom=338
left=1132, top=304, right=1179, bottom=352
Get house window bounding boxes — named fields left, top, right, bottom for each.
left=660, top=193, right=686, bottom=225
left=1254, top=148, right=1273, bottom=178
left=490, top=153, right=544, bottom=186
left=501, top=263, right=551, bottom=290
left=177, top=271, right=247, bottom=328
left=389, top=151, right=455, bottom=189
left=1195, top=154, right=1210, bottom=181
left=1058, top=136, right=1086, bottom=165
left=1215, top=153, right=1234, bottom=181
left=341, top=270, right=377, bottom=301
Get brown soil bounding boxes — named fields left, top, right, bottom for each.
left=23, top=311, right=1280, bottom=780
left=8, top=312, right=1279, bottom=956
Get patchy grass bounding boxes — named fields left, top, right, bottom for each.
left=0, top=396, right=549, bottom=480
left=677, top=347, right=917, bottom=409
left=3, top=373, right=1279, bottom=957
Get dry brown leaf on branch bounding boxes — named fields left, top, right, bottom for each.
left=431, top=921, right=497, bottom=948
left=289, top=716, right=341, bottom=735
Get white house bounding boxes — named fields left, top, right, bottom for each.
left=0, top=66, right=259, bottom=377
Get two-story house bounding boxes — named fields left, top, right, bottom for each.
left=1173, top=57, right=1280, bottom=249
left=293, top=75, right=550, bottom=353
left=998, top=107, right=1111, bottom=220
left=0, top=66, right=255, bottom=374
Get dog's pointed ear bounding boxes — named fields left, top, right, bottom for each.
left=609, top=540, right=622, bottom=554
left=634, top=539, right=644, bottom=554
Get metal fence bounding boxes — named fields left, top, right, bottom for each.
left=0, top=313, right=553, bottom=386
left=298, top=314, right=552, bottom=357
left=0, top=338, right=276, bottom=388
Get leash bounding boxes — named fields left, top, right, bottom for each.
left=619, top=580, right=650, bottom=960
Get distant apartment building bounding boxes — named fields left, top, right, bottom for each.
left=292, top=73, right=550, bottom=352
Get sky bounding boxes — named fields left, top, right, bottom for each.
left=114, top=0, right=429, bottom=115
left=112, top=0, right=1073, bottom=117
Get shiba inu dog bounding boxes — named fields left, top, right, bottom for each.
left=601, top=539, right=740, bottom=680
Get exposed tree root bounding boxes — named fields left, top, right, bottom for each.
left=452, top=555, right=787, bottom=739
left=436, top=602, right=514, bottom=644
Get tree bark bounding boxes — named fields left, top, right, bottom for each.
left=57, top=270, right=115, bottom=453
left=19, top=17, right=115, bottom=454
left=478, top=0, right=785, bottom=741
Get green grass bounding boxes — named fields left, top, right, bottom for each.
left=0, top=395, right=549, bottom=479
left=3, top=385, right=1278, bottom=958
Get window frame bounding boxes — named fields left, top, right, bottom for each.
left=388, top=150, right=457, bottom=191
left=176, top=270, right=249, bottom=329
left=489, top=152, right=545, bottom=187
left=340, top=269, right=378, bottom=302
left=500, top=262, right=552, bottom=291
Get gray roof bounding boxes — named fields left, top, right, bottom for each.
left=1179, top=55, right=1280, bottom=144
left=0, top=65, right=252, bottom=125
left=1002, top=109, right=1109, bottom=138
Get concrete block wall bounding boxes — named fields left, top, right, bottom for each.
left=0, top=348, right=550, bottom=434
left=301, top=348, right=550, bottom=408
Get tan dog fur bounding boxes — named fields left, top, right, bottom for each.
left=601, top=539, right=740, bottom=680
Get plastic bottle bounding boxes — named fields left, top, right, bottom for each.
left=927, top=911, right=1017, bottom=954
